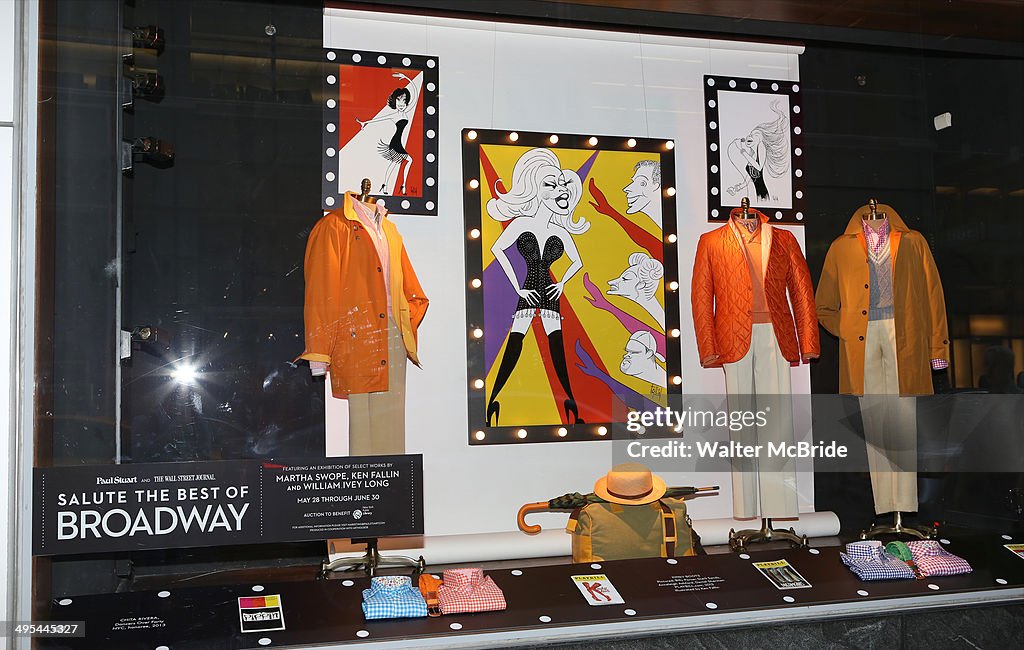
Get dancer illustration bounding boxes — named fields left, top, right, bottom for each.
left=356, top=72, right=421, bottom=195
left=486, top=148, right=590, bottom=426
left=726, top=99, right=789, bottom=201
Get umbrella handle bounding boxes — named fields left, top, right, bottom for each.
left=517, top=502, right=551, bottom=535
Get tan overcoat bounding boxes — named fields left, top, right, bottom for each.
left=815, top=205, right=949, bottom=396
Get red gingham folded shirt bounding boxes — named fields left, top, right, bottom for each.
left=907, top=541, right=972, bottom=577
left=437, top=568, right=507, bottom=614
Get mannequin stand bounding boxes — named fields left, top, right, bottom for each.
left=729, top=518, right=808, bottom=552
left=317, top=538, right=425, bottom=579
left=859, top=512, right=936, bottom=541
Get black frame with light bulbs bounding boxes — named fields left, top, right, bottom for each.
left=704, top=75, right=806, bottom=224
left=462, top=128, right=683, bottom=445
left=321, top=48, right=440, bottom=215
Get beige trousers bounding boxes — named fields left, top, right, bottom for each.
left=723, top=323, right=799, bottom=519
left=348, top=317, right=407, bottom=456
left=859, top=318, right=918, bottom=514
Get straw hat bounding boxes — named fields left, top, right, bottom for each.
left=593, top=463, right=667, bottom=505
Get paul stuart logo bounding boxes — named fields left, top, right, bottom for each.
left=95, top=476, right=138, bottom=485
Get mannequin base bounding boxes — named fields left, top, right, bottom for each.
left=729, top=517, right=808, bottom=552
left=317, top=538, right=425, bottom=578
left=859, top=512, right=937, bottom=541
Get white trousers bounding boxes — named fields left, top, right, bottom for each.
left=723, top=323, right=799, bottom=519
left=859, top=318, right=918, bottom=514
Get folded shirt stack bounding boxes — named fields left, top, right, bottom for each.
left=840, top=540, right=916, bottom=581
left=907, top=540, right=972, bottom=577
left=437, top=568, right=507, bottom=614
left=362, top=575, right=428, bottom=620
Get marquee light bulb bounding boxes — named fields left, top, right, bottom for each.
left=467, top=130, right=478, bottom=140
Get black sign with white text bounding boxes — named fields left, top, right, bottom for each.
left=33, top=455, right=423, bottom=555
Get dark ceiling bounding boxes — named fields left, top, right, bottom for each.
left=561, top=0, right=1024, bottom=43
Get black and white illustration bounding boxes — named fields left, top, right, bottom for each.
left=705, top=76, right=806, bottom=224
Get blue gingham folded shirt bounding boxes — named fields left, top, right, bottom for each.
left=840, top=540, right=915, bottom=581
left=362, top=575, right=428, bottom=619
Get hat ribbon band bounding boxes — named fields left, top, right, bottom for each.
left=607, top=485, right=654, bottom=500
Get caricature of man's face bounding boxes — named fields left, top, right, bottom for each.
left=608, top=264, right=644, bottom=300
left=623, top=165, right=660, bottom=215
left=620, top=339, right=653, bottom=376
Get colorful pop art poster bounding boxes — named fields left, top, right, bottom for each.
left=463, top=130, right=681, bottom=444
left=321, top=48, right=439, bottom=215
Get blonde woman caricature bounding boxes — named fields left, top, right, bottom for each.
left=726, top=99, right=790, bottom=201
left=486, top=148, right=590, bottom=426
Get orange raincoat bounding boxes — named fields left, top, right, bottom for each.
left=300, top=192, right=428, bottom=397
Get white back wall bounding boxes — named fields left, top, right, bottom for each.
left=323, top=8, right=813, bottom=539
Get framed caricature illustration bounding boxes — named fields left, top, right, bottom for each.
left=704, top=75, right=806, bottom=224
left=462, top=129, right=682, bottom=444
left=321, top=48, right=439, bottom=215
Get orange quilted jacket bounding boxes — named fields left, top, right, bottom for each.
left=691, top=210, right=819, bottom=368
